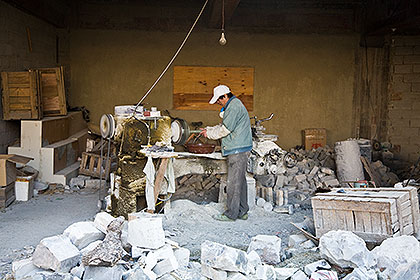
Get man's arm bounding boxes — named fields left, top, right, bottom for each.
left=200, top=124, right=230, bottom=140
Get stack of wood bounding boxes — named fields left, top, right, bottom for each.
left=172, top=174, right=222, bottom=203
left=1, top=67, right=66, bottom=120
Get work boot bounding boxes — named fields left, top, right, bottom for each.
left=213, top=213, right=234, bottom=221
left=239, top=213, right=248, bottom=220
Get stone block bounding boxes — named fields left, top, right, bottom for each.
left=227, top=272, right=248, bottom=280
left=395, top=46, right=413, bottom=55
left=32, top=235, right=80, bottom=273
left=201, top=263, right=227, bottom=280
left=12, top=258, right=43, bottom=280
left=255, top=264, right=276, bottom=280
left=123, top=266, right=155, bottom=280
left=63, top=221, right=105, bottom=249
left=301, top=240, right=316, bottom=249
left=319, top=230, right=376, bottom=269
left=372, top=235, right=420, bottom=280
left=394, top=64, right=412, bottom=73
left=153, top=256, right=179, bottom=277
left=246, top=250, right=262, bottom=275
left=322, top=179, right=340, bottom=187
left=131, top=246, right=149, bottom=259
left=69, top=177, right=86, bottom=188
left=85, top=179, right=106, bottom=189
left=274, top=267, right=299, bottom=280
left=320, top=167, right=334, bottom=175
left=309, top=166, right=319, bottom=176
left=83, top=265, right=127, bottom=280
left=80, top=240, right=102, bottom=256
left=247, top=235, right=281, bottom=265
left=404, top=55, right=420, bottom=64
left=294, top=174, right=307, bottom=183
left=291, top=270, right=309, bottom=280
left=128, top=217, right=165, bottom=249
left=288, top=234, right=307, bottom=248
left=304, top=259, right=331, bottom=275
left=201, top=240, right=248, bottom=273
left=70, top=265, right=85, bottom=279
left=174, top=247, right=190, bottom=268
left=94, top=212, right=116, bottom=233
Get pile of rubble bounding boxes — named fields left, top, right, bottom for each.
left=9, top=207, right=420, bottom=280
left=254, top=146, right=339, bottom=212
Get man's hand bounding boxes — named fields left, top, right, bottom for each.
left=199, top=128, right=208, bottom=138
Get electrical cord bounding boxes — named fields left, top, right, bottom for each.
left=132, top=0, right=209, bottom=115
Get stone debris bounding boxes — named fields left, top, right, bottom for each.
left=63, top=221, right=105, bottom=250
left=82, top=217, right=125, bottom=266
left=70, top=265, right=85, bottom=279
left=201, top=240, right=248, bottom=273
left=32, top=235, right=80, bottom=273
left=319, top=230, right=376, bottom=269
left=247, top=235, right=281, bottom=265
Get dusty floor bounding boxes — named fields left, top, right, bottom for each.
left=0, top=191, right=99, bottom=277
left=0, top=192, right=313, bottom=278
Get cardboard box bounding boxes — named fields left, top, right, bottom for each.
left=303, top=128, right=326, bottom=150
left=0, top=154, right=33, bottom=186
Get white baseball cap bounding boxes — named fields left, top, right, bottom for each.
left=209, top=85, right=230, bottom=104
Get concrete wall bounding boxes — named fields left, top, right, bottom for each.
left=69, top=29, right=357, bottom=149
left=388, top=36, right=420, bottom=162
left=0, top=2, right=68, bottom=153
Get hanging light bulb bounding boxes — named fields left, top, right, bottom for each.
left=219, top=0, right=227, bottom=46
left=219, top=31, right=227, bottom=45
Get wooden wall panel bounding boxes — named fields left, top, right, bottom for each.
left=37, top=67, right=67, bottom=117
left=1, top=71, right=41, bottom=120
left=173, top=66, right=254, bottom=111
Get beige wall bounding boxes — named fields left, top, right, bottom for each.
left=0, top=2, right=67, bottom=153
left=69, top=29, right=357, bottom=149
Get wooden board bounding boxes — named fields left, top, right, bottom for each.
left=1, top=71, right=41, bottom=120
left=0, top=182, right=15, bottom=209
left=37, top=67, right=67, bottom=116
left=173, top=66, right=254, bottom=111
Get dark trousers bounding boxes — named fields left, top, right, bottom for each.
left=224, top=152, right=249, bottom=219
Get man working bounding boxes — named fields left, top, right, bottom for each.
left=200, top=85, right=252, bottom=221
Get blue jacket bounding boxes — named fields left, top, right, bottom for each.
left=221, top=97, right=252, bottom=156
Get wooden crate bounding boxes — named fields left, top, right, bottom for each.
left=37, top=67, right=67, bottom=117
left=1, top=71, right=41, bottom=120
left=0, top=182, right=16, bottom=209
left=79, top=152, right=111, bottom=179
left=312, top=187, right=419, bottom=243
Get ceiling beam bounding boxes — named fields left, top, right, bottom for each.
left=208, top=0, right=241, bottom=29
left=2, top=0, right=69, bottom=28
